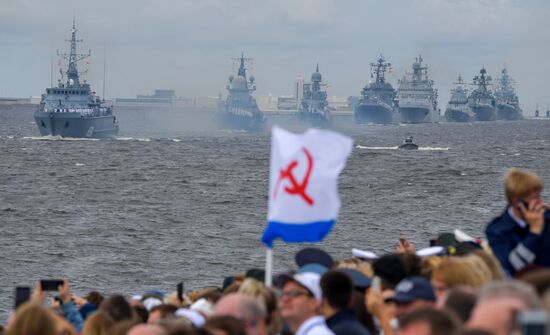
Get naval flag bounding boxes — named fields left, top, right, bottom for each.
left=261, top=127, right=353, bottom=248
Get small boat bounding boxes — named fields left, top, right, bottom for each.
left=399, top=136, right=418, bottom=150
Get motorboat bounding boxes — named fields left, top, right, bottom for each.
left=399, top=136, right=418, bottom=150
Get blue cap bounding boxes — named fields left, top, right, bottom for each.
left=337, top=268, right=372, bottom=290
left=388, top=276, right=436, bottom=303
left=295, top=247, right=334, bottom=269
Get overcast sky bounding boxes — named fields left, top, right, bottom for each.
left=1, top=0, right=549, bottom=113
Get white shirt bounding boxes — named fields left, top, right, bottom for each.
left=508, top=206, right=527, bottom=228
left=295, top=316, right=334, bottom=335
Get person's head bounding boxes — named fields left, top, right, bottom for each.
left=441, top=287, right=477, bottom=324
left=213, top=293, right=267, bottom=335
left=431, top=257, right=487, bottom=302
left=320, top=270, right=353, bottom=316
left=372, top=254, right=408, bottom=289
left=148, top=304, right=178, bottom=325
left=277, top=273, right=321, bottom=333
left=468, top=281, right=541, bottom=335
left=398, top=307, right=460, bottom=335
left=471, top=250, right=505, bottom=281
left=82, top=311, right=114, bottom=335
left=504, top=168, right=543, bottom=205
left=85, top=291, right=105, bottom=306
left=388, top=276, right=436, bottom=317
left=204, top=315, right=247, bottom=335
left=5, top=302, right=57, bottom=335
left=517, top=268, right=550, bottom=297
left=238, top=278, right=280, bottom=335
left=127, top=324, right=167, bottom=335
left=99, top=294, right=134, bottom=322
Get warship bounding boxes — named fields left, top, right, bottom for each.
left=354, top=54, right=397, bottom=124
left=34, top=21, right=118, bottom=138
left=217, top=54, right=264, bottom=132
left=468, top=68, right=497, bottom=121
left=297, top=64, right=331, bottom=127
left=495, top=67, right=522, bottom=120
left=396, top=55, right=439, bottom=123
left=445, top=75, right=474, bottom=122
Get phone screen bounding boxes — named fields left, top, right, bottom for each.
left=40, top=279, right=64, bottom=291
left=15, top=286, right=31, bottom=309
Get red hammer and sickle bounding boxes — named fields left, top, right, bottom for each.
left=273, top=147, right=315, bottom=206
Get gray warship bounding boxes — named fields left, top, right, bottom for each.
left=495, top=67, right=522, bottom=120
left=217, top=54, right=264, bottom=132
left=445, top=76, right=474, bottom=122
left=34, top=21, right=118, bottom=138
left=297, top=64, right=330, bottom=128
left=396, top=55, right=439, bottom=123
left=468, top=68, right=497, bottom=121
left=354, top=54, right=397, bottom=124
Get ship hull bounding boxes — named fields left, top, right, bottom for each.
left=354, top=103, right=395, bottom=124
left=398, top=107, right=430, bottom=123
left=217, top=112, right=264, bottom=132
left=34, top=111, right=119, bottom=138
left=497, top=104, right=522, bottom=120
left=445, top=108, right=473, bottom=122
left=472, top=105, right=497, bottom=121
left=297, top=111, right=331, bottom=128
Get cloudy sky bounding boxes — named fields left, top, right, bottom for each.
left=1, top=0, right=549, bottom=113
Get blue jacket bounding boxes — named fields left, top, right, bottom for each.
left=486, top=208, right=550, bottom=276
left=326, top=309, right=371, bottom=335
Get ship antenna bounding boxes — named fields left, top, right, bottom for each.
left=103, top=42, right=106, bottom=102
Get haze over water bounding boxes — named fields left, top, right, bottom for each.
left=1, top=106, right=549, bottom=319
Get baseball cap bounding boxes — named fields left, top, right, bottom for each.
left=337, top=268, right=372, bottom=290
left=387, top=276, right=436, bottom=303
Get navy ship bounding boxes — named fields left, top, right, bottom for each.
left=297, top=64, right=330, bottom=127
left=34, top=21, right=118, bottom=138
left=217, top=54, right=264, bottom=132
left=396, top=55, right=439, bottom=123
left=354, top=54, right=397, bottom=124
left=495, top=67, right=522, bottom=120
left=468, top=68, right=497, bottom=121
left=445, top=76, right=474, bottom=122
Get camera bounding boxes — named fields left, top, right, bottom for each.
left=516, top=309, right=549, bottom=335
left=40, top=279, right=64, bottom=291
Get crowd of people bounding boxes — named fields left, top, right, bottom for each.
left=3, top=168, right=550, bottom=335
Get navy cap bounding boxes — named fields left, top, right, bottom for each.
left=295, top=247, right=334, bottom=269
left=388, top=276, right=436, bottom=303
left=337, top=268, right=372, bottom=290
left=245, top=268, right=266, bottom=282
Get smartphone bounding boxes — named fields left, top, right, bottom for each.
left=15, top=286, right=31, bottom=309
left=516, top=199, right=530, bottom=210
left=517, top=309, right=548, bottom=335
left=40, top=279, right=64, bottom=291
left=177, top=282, right=184, bottom=303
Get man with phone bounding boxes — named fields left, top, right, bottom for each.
left=486, top=168, right=550, bottom=276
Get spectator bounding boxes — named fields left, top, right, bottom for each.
left=397, top=307, right=460, bottom=335
left=320, top=270, right=371, bottom=335
left=468, top=281, right=540, bottom=335
left=213, top=293, right=267, bottom=335
left=81, top=311, right=114, bottom=335
left=148, top=305, right=178, bottom=325
left=277, top=271, right=334, bottom=335
left=204, top=315, right=246, bottom=335
left=441, top=288, right=477, bottom=323
left=127, top=324, right=167, bottom=335
left=5, top=302, right=57, bottom=335
left=99, top=294, right=134, bottom=322
left=486, top=168, right=550, bottom=276
left=387, top=276, right=436, bottom=317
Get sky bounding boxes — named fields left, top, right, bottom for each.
left=1, top=0, right=549, bottom=114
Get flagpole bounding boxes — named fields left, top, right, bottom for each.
left=265, top=247, right=273, bottom=288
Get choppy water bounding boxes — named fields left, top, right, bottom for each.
left=1, top=106, right=549, bottom=319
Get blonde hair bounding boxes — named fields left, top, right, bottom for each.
left=6, top=302, right=57, bottom=335
left=431, top=257, right=487, bottom=289
left=472, top=250, right=505, bottom=280
left=460, top=254, right=493, bottom=286
left=82, top=311, right=114, bottom=335
left=504, top=168, right=543, bottom=203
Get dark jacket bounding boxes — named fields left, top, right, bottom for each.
left=486, top=208, right=550, bottom=276
left=326, top=309, right=371, bottom=335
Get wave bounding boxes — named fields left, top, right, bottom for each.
left=114, top=137, right=151, bottom=142
left=22, top=135, right=99, bottom=141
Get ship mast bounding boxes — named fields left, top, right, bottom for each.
left=57, top=19, right=90, bottom=87
left=233, top=52, right=252, bottom=80
left=371, top=54, right=391, bottom=84
left=472, top=68, right=492, bottom=94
